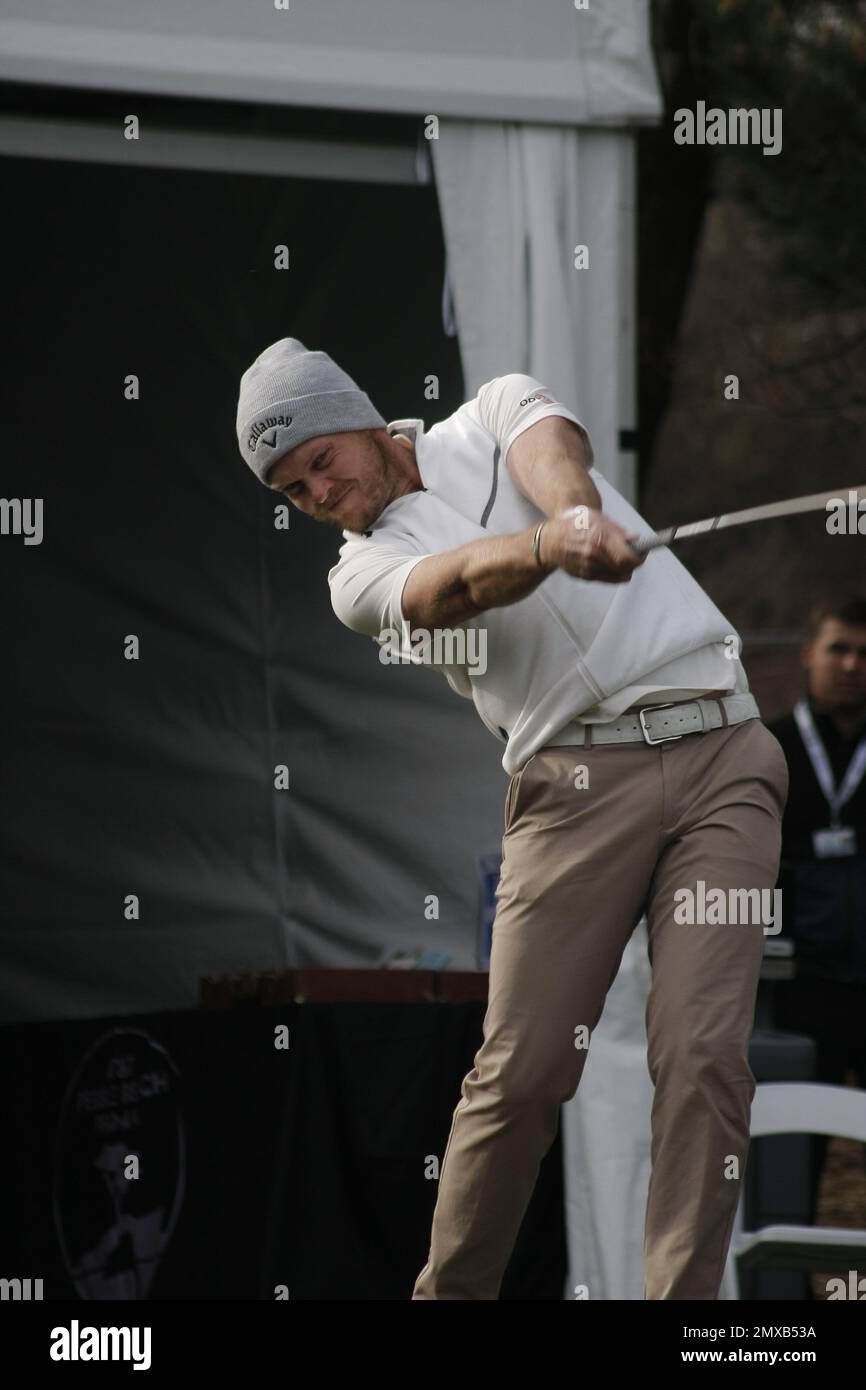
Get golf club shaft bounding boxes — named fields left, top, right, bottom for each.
left=626, top=484, right=866, bottom=554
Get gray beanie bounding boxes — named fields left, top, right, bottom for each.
left=236, top=337, right=386, bottom=486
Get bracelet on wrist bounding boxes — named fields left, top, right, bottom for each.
left=531, top=521, right=547, bottom=568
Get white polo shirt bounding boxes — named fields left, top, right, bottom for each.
left=328, top=373, right=748, bottom=775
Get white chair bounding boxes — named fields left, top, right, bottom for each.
left=719, top=1082, right=866, bottom=1300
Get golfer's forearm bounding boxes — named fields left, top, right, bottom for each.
left=506, top=417, right=602, bottom=518
left=540, top=474, right=603, bottom=518
left=402, top=526, right=554, bottom=630
left=524, top=454, right=602, bottom=519
left=462, top=525, right=557, bottom=612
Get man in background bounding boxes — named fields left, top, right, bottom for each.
left=769, top=597, right=866, bottom=1222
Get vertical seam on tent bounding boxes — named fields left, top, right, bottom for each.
left=258, top=491, right=293, bottom=966
left=516, top=126, right=533, bottom=369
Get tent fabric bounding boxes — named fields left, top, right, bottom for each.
left=561, top=922, right=654, bottom=1300
left=431, top=120, right=638, bottom=498
left=0, top=2, right=663, bottom=126
left=431, top=117, right=651, bottom=1298
left=0, top=153, right=503, bottom=1026
left=3, top=5, right=662, bottom=1294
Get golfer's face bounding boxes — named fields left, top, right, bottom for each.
left=805, top=620, right=866, bottom=708
left=267, top=430, right=389, bottom=531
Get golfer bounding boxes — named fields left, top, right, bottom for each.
left=236, top=338, right=789, bottom=1301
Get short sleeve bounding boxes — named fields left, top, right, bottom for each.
left=327, top=538, right=476, bottom=697
left=328, top=539, right=431, bottom=641
left=475, top=373, right=594, bottom=467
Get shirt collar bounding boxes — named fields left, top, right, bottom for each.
left=347, top=417, right=427, bottom=539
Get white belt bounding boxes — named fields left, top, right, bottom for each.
left=547, top=693, right=760, bottom=747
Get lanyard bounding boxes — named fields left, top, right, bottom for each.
left=793, top=699, right=866, bottom=827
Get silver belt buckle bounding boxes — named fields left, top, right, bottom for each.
left=638, top=701, right=686, bottom=746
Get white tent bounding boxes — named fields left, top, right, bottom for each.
left=0, top=0, right=659, bottom=498
left=0, top=0, right=663, bottom=1299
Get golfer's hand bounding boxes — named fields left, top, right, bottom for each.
left=541, top=509, right=646, bottom=582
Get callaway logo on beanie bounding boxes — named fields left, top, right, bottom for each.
left=236, top=337, right=386, bottom=486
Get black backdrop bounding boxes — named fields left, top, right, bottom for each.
left=0, top=1004, right=566, bottom=1299
left=0, top=143, right=513, bottom=1024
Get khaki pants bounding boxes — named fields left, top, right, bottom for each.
left=412, top=717, right=789, bottom=1300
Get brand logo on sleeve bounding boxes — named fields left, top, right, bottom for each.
left=519, top=393, right=553, bottom=408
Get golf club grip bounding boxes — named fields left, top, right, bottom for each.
left=628, top=529, right=674, bottom=554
